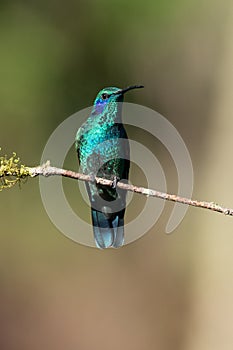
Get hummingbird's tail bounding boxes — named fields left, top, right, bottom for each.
left=91, top=209, right=125, bottom=249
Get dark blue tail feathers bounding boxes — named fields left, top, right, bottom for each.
left=91, top=209, right=125, bottom=249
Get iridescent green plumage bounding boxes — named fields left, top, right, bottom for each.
left=75, top=85, right=143, bottom=249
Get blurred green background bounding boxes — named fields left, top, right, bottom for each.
left=1, top=1, right=233, bottom=349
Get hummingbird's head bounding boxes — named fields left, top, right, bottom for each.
left=92, top=85, right=144, bottom=115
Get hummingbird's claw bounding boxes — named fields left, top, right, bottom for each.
left=112, top=176, right=120, bottom=189
left=90, top=173, right=96, bottom=183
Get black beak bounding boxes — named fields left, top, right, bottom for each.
left=113, top=85, right=144, bottom=95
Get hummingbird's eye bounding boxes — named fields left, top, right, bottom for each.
left=101, top=93, right=109, bottom=100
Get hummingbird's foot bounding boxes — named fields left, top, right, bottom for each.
left=89, top=173, right=96, bottom=183
left=112, top=176, right=120, bottom=189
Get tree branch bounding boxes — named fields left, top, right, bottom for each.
left=28, top=161, right=233, bottom=217
left=1, top=151, right=233, bottom=217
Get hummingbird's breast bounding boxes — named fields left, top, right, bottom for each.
left=77, top=117, right=129, bottom=178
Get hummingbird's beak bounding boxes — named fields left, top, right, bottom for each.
left=113, top=85, right=144, bottom=95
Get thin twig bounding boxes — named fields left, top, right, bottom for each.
left=28, top=161, right=233, bottom=217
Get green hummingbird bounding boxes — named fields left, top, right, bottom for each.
left=75, top=85, right=144, bottom=249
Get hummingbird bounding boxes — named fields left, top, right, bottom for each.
left=75, top=85, right=144, bottom=249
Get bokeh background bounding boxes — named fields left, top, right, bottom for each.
left=1, top=1, right=233, bottom=349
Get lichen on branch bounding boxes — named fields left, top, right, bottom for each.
left=0, top=151, right=30, bottom=190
